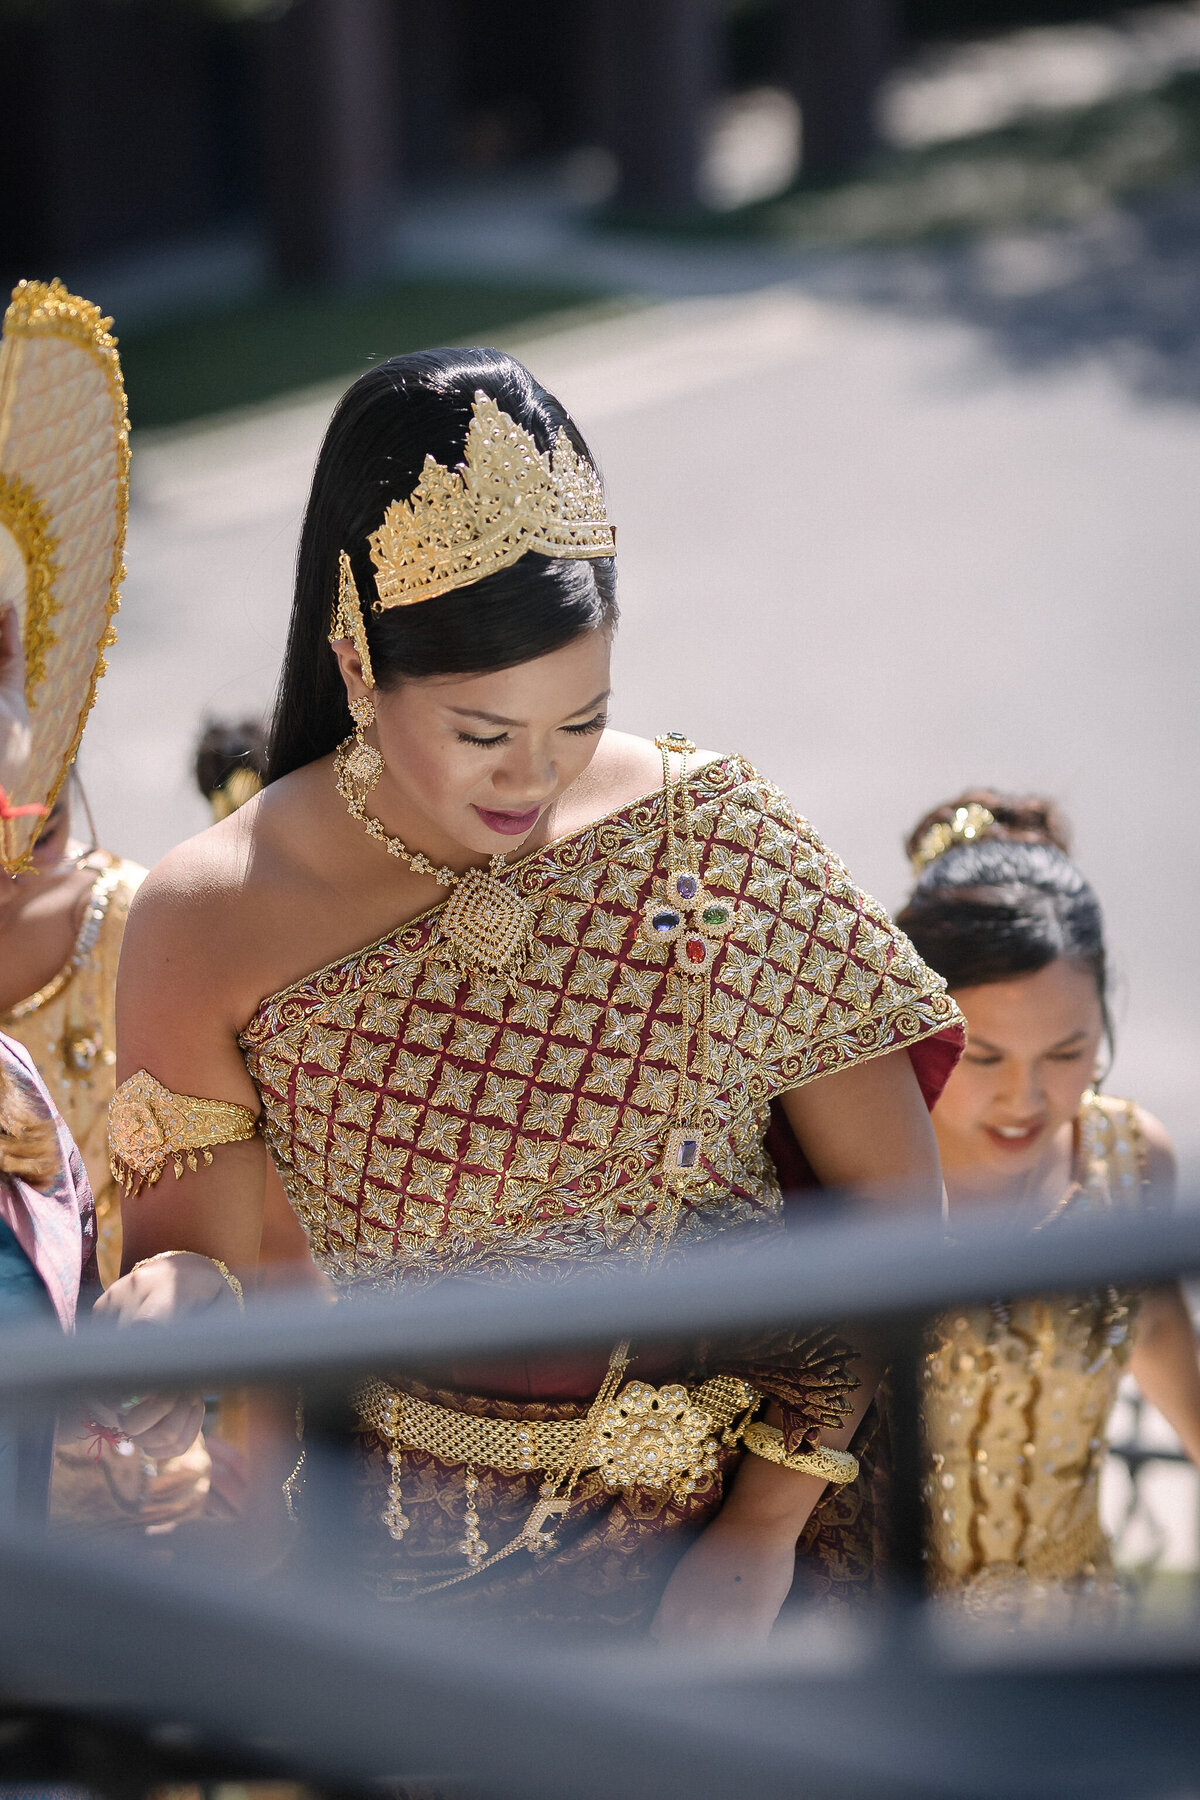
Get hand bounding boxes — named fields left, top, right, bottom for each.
left=0, top=603, right=31, bottom=793
left=88, top=1252, right=239, bottom=1463
left=650, top=1508, right=798, bottom=1646
left=95, top=1250, right=238, bottom=1324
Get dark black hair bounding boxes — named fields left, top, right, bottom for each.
left=194, top=715, right=268, bottom=804
left=266, top=347, right=617, bottom=782
left=897, top=788, right=1112, bottom=1058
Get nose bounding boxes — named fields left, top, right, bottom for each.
left=998, top=1059, right=1046, bottom=1118
left=490, top=738, right=556, bottom=807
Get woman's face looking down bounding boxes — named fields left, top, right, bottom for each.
left=331, top=624, right=613, bottom=860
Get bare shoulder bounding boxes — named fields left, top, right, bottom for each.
left=1135, top=1106, right=1177, bottom=1201
left=126, top=803, right=258, bottom=955
left=126, top=760, right=330, bottom=958
left=555, top=729, right=726, bottom=832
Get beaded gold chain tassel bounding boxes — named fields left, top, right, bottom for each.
left=639, top=733, right=737, bottom=1227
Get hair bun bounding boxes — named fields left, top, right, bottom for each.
left=905, top=788, right=1071, bottom=870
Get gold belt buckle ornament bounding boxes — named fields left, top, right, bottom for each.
left=593, top=1381, right=720, bottom=1501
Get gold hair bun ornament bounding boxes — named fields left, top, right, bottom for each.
left=209, top=766, right=262, bottom=823
left=910, top=802, right=996, bottom=876
left=368, top=392, right=615, bottom=609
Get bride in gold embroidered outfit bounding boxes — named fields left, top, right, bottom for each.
left=105, top=350, right=963, bottom=1637
left=899, top=792, right=1200, bottom=1620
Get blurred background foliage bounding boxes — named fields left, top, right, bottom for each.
left=5, top=0, right=1200, bottom=421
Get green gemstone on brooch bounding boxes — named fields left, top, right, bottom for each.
left=697, top=900, right=736, bottom=940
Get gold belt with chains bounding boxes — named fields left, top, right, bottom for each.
left=357, top=1372, right=762, bottom=1498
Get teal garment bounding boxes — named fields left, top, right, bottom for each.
left=0, top=1215, right=57, bottom=1523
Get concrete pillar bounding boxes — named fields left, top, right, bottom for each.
left=259, top=0, right=399, bottom=284
left=585, top=0, right=720, bottom=214
left=780, top=0, right=897, bottom=182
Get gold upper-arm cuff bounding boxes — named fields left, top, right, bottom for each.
left=108, top=1069, right=259, bottom=1197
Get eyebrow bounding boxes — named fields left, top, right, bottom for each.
left=446, top=689, right=611, bottom=729
left=969, top=1029, right=1088, bottom=1054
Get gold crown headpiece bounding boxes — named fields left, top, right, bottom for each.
left=369, top=392, right=614, bottom=609
left=328, top=391, right=615, bottom=676
left=910, top=803, right=996, bottom=876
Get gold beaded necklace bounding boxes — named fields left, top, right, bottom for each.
left=333, top=734, right=535, bottom=977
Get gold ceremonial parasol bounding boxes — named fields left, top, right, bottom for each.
left=0, top=278, right=129, bottom=873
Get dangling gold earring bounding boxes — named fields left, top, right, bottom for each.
left=342, top=692, right=384, bottom=800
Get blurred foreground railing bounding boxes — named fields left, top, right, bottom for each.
left=4, top=1201, right=1200, bottom=1800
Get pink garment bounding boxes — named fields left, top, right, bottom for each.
left=0, top=1032, right=96, bottom=1330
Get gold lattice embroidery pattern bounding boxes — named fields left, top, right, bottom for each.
left=0, top=473, right=59, bottom=699
left=239, top=754, right=960, bottom=1289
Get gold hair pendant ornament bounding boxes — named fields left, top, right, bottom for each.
left=329, top=549, right=375, bottom=687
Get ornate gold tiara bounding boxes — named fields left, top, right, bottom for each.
left=367, top=392, right=615, bottom=609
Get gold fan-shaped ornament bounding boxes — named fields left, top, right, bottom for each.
left=0, top=278, right=129, bottom=873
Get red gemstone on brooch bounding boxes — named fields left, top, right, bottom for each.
left=676, top=933, right=714, bottom=973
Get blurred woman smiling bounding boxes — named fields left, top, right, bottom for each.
left=899, top=790, right=1200, bottom=1619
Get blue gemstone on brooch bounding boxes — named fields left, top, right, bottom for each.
left=652, top=908, right=682, bottom=934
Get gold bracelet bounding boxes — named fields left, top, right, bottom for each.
left=130, top=1250, right=246, bottom=1314
left=742, top=1421, right=858, bottom=1486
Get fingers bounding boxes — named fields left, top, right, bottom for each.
left=124, top=1394, right=206, bottom=1461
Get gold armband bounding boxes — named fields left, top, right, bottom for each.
left=109, top=1069, right=258, bottom=1197
left=742, top=1421, right=859, bottom=1486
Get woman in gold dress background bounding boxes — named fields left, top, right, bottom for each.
left=900, top=791, right=1200, bottom=1618
left=106, top=348, right=962, bottom=1637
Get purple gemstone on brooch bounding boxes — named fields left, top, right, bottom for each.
left=675, top=873, right=699, bottom=901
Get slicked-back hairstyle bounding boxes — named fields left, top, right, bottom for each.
left=898, top=788, right=1111, bottom=1057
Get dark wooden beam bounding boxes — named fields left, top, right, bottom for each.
left=259, top=0, right=400, bottom=285
left=585, top=0, right=720, bottom=215
left=780, top=0, right=898, bottom=182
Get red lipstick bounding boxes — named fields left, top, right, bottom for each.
left=473, top=804, right=541, bottom=838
